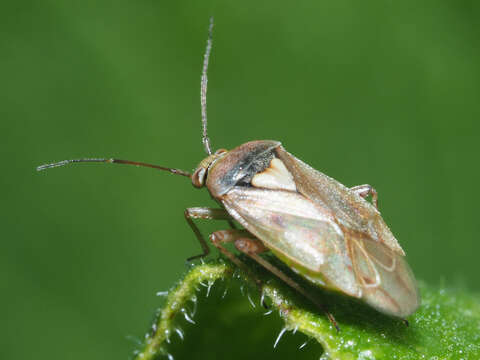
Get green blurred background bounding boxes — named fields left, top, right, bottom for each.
left=2, top=1, right=480, bottom=359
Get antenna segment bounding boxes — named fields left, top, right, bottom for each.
left=201, top=17, right=214, bottom=155
left=37, top=158, right=191, bottom=177
left=37, top=19, right=218, bottom=177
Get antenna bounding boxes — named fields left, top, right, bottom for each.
left=36, top=158, right=192, bottom=177
left=37, top=19, right=217, bottom=177
left=201, top=16, right=214, bottom=155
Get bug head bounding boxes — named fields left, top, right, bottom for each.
left=192, top=148, right=228, bottom=188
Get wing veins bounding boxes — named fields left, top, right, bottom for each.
left=349, top=236, right=381, bottom=289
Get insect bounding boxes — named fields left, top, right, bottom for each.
left=38, top=18, right=420, bottom=329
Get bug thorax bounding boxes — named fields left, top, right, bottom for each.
left=191, top=149, right=228, bottom=188
left=204, top=140, right=285, bottom=198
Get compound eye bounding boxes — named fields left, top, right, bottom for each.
left=192, top=167, right=207, bottom=188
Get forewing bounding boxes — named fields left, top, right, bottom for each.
left=346, top=228, right=420, bottom=317
left=221, top=187, right=361, bottom=297
left=275, top=146, right=405, bottom=255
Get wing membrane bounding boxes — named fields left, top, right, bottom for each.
left=346, top=229, right=420, bottom=317
left=222, top=187, right=361, bottom=297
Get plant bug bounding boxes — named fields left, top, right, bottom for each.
left=38, top=17, right=420, bottom=329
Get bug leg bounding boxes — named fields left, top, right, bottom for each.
left=214, top=199, right=237, bottom=230
left=184, top=208, right=263, bottom=288
left=234, top=237, right=340, bottom=331
left=227, top=219, right=237, bottom=230
left=184, top=207, right=232, bottom=262
left=209, top=230, right=265, bottom=290
left=351, top=184, right=379, bottom=209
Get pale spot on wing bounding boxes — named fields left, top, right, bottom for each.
left=251, top=158, right=297, bottom=191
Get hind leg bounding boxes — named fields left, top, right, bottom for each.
left=234, top=237, right=339, bottom=331
left=351, top=184, right=378, bottom=209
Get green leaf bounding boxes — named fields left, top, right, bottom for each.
left=134, top=261, right=480, bottom=360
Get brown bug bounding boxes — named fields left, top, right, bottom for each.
left=38, top=18, right=420, bottom=328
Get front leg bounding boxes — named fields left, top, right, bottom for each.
left=184, top=208, right=255, bottom=273
left=184, top=207, right=232, bottom=261
left=351, top=184, right=378, bottom=209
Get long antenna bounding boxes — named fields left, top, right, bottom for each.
left=201, top=16, right=214, bottom=155
left=36, top=158, right=191, bottom=177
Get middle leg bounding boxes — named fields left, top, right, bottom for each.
left=209, top=229, right=264, bottom=289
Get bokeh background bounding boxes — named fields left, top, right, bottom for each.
left=2, top=1, right=480, bottom=359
